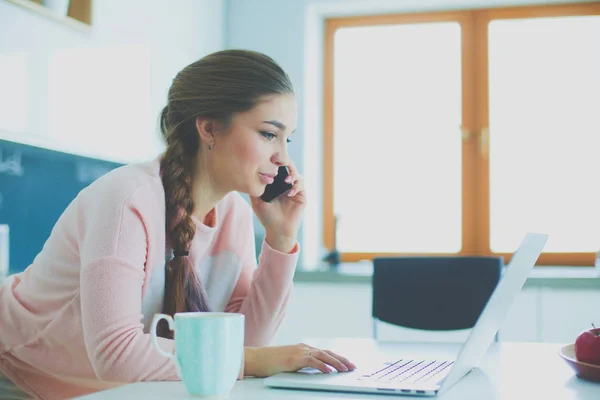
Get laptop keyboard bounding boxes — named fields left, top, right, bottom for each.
left=358, top=360, right=454, bottom=384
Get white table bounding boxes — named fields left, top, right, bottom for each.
left=77, top=338, right=600, bottom=399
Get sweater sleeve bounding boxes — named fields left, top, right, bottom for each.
left=78, top=180, right=179, bottom=383
left=224, top=206, right=299, bottom=348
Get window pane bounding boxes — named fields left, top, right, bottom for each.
left=333, top=22, right=462, bottom=253
left=488, top=16, right=600, bottom=253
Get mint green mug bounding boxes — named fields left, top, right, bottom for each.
left=151, top=312, right=245, bottom=398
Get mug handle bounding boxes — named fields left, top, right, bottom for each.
left=151, top=313, right=176, bottom=360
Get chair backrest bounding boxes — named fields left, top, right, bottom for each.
left=372, top=256, right=503, bottom=333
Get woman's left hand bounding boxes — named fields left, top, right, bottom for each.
left=251, top=161, right=306, bottom=253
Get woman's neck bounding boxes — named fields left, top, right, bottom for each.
left=191, top=158, right=228, bottom=223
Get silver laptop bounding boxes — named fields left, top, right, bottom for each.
left=264, top=232, right=548, bottom=397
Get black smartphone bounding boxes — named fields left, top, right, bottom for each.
left=260, top=166, right=293, bottom=202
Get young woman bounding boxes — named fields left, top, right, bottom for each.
left=0, top=49, right=355, bottom=400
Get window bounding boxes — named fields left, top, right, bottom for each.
left=323, top=3, right=600, bottom=265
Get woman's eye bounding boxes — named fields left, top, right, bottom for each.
left=261, top=131, right=276, bottom=140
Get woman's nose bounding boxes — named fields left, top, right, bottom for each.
left=272, top=149, right=290, bottom=167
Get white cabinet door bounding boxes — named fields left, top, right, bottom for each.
left=540, top=288, right=600, bottom=343
left=274, top=283, right=542, bottom=345
left=272, top=283, right=372, bottom=346
left=272, top=282, right=596, bottom=347
left=497, top=288, right=539, bottom=342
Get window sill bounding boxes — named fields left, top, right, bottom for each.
left=294, top=263, right=600, bottom=289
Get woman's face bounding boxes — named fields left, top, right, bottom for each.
left=210, top=93, right=297, bottom=197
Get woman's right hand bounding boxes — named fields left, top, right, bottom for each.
left=244, top=343, right=357, bottom=378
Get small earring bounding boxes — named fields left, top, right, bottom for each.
left=208, top=141, right=214, bottom=150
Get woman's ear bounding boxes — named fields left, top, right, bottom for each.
left=195, top=116, right=217, bottom=148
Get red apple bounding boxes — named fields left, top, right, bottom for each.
left=575, top=324, right=600, bottom=365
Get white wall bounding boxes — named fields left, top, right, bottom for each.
left=273, top=283, right=600, bottom=345
left=0, top=0, right=225, bottom=163
left=225, top=0, right=598, bottom=268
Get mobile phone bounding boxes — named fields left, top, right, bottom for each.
left=260, top=166, right=293, bottom=202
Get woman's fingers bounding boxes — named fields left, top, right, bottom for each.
left=284, top=172, right=304, bottom=197
left=302, top=348, right=356, bottom=373
left=312, top=349, right=349, bottom=372
left=306, top=355, right=332, bottom=374
left=283, top=163, right=304, bottom=197
left=287, top=176, right=304, bottom=197
left=323, top=350, right=357, bottom=371
left=288, top=343, right=357, bottom=375
left=285, top=160, right=299, bottom=176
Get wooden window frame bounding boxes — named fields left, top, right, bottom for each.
left=323, top=2, right=600, bottom=266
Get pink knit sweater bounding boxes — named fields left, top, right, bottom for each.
left=0, top=158, right=299, bottom=399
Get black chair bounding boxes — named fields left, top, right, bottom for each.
left=372, top=256, right=503, bottom=341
